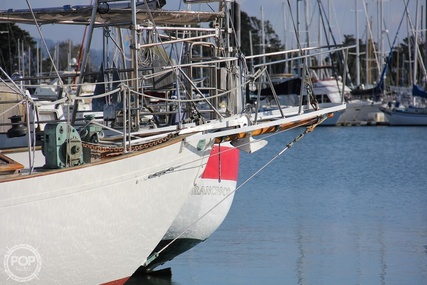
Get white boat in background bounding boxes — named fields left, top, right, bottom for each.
left=257, top=76, right=350, bottom=126
left=344, top=82, right=388, bottom=125
left=381, top=0, right=427, bottom=126
left=380, top=85, right=427, bottom=125
left=0, top=1, right=348, bottom=283
left=339, top=99, right=387, bottom=125
left=311, top=78, right=350, bottom=125
left=342, top=0, right=411, bottom=127
left=381, top=104, right=427, bottom=125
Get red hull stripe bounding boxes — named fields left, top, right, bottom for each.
left=201, top=145, right=239, bottom=181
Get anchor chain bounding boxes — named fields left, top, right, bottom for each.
left=82, top=132, right=176, bottom=158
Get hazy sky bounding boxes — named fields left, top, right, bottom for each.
left=0, top=0, right=421, bottom=53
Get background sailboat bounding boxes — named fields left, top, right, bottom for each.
left=381, top=0, right=427, bottom=125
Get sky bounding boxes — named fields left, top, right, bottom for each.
left=0, top=0, right=422, bottom=54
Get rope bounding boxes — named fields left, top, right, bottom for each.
left=144, top=116, right=327, bottom=267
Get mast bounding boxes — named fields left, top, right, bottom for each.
left=327, top=0, right=331, bottom=45
left=17, top=39, right=21, bottom=76
left=365, top=19, right=371, bottom=86
left=425, top=0, right=427, bottom=75
left=377, top=0, right=380, bottom=76
left=296, top=0, right=302, bottom=76
left=71, top=0, right=98, bottom=125
left=259, top=5, right=268, bottom=86
left=317, top=1, right=323, bottom=77
left=378, top=0, right=385, bottom=80
left=367, top=19, right=372, bottom=85
left=249, top=31, right=254, bottom=74
left=36, top=41, right=40, bottom=79
left=414, top=0, right=420, bottom=86
left=304, top=0, right=309, bottom=48
left=282, top=1, right=288, bottom=73
left=261, top=6, right=266, bottom=67
left=27, top=46, right=31, bottom=79
left=396, top=43, right=400, bottom=87
left=406, top=1, right=413, bottom=88
left=355, top=0, right=360, bottom=87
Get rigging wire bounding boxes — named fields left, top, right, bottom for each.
left=402, top=0, right=427, bottom=80
left=376, top=0, right=411, bottom=92
left=361, top=0, right=380, bottom=74
left=143, top=115, right=327, bottom=267
left=287, top=0, right=319, bottom=112
left=141, top=0, right=208, bottom=121
left=25, top=0, right=65, bottom=91
left=317, top=0, right=352, bottom=88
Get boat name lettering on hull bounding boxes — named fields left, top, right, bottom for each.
left=191, top=185, right=232, bottom=196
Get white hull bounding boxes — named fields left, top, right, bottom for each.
left=381, top=106, right=427, bottom=125
left=143, top=144, right=239, bottom=271
left=1, top=137, right=211, bottom=284
left=165, top=179, right=236, bottom=240
left=312, top=79, right=349, bottom=126
left=339, top=100, right=386, bottom=124
left=261, top=78, right=349, bottom=126
left=166, top=144, right=238, bottom=240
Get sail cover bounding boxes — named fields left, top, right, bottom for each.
left=260, top=77, right=302, bottom=96
left=412, top=84, right=427, bottom=99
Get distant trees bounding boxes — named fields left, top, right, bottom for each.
left=240, top=11, right=283, bottom=56
left=391, top=36, right=427, bottom=87
left=0, top=23, right=103, bottom=83
left=0, top=23, right=36, bottom=77
left=239, top=11, right=285, bottom=75
left=335, top=33, right=426, bottom=88
left=43, top=40, right=82, bottom=74
left=332, top=34, right=380, bottom=87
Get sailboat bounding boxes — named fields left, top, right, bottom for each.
left=0, top=1, right=347, bottom=283
left=257, top=75, right=351, bottom=126
left=380, top=0, right=427, bottom=125
left=381, top=85, right=427, bottom=125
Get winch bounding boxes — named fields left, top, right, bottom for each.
left=42, top=123, right=84, bottom=168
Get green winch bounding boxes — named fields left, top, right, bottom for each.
left=42, top=123, right=84, bottom=168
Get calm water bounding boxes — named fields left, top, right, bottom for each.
left=131, top=126, right=427, bottom=285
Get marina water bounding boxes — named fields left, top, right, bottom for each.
left=131, top=126, right=427, bottom=285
